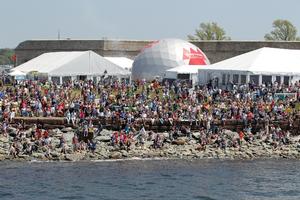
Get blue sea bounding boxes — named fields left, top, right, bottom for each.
left=0, top=159, right=299, bottom=200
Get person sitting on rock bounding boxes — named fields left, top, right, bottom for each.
left=87, top=140, right=96, bottom=154
left=153, top=134, right=162, bottom=149
left=44, top=145, right=51, bottom=158
left=8, top=143, right=17, bottom=158
left=35, top=128, right=42, bottom=141
left=61, top=142, right=68, bottom=154
left=2, top=120, right=8, bottom=137
left=58, top=135, right=65, bottom=149
left=66, top=110, right=71, bottom=124
left=72, top=134, right=79, bottom=152
left=71, top=111, right=77, bottom=126
left=111, top=131, right=119, bottom=146
left=78, top=141, right=86, bottom=152
left=169, top=126, right=175, bottom=142
left=83, top=123, right=89, bottom=138
left=119, top=131, right=127, bottom=149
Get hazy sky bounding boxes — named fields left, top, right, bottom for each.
left=1, top=0, right=300, bottom=48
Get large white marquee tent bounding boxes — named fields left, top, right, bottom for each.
left=13, top=51, right=130, bottom=83
left=104, top=57, right=133, bottom=70
left=198, top=47, right=300, bottom=86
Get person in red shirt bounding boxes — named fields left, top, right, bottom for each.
left=112, top=131, right=119, bottom=146
left=43, top=130, right=49, bottom=138
left=239, top=130, right=244, bottom=146
left=35, top=128, right=42, bottom=140
left=120, top=131, right=127, bottom=148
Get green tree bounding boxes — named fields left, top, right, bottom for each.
left=264, top=19, right=300, bottom=41
left=188, top=22, right=231, bottom=41
left=0, top=49, right=14, bottom=65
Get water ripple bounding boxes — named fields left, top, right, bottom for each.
left=0, top=159, right=300, bottom=200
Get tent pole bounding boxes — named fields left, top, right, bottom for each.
left=246, top=74, right=250, bottom=84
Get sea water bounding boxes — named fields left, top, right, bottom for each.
left=0, top=159, right=299, bottom=200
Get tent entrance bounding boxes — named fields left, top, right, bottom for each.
left=177, top=73, right=190, bottom=80
left=78, top=75, right=87, bottom=81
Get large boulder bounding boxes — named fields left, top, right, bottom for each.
left=192, top=132, right=200, bottom=139
left=172, top=139, right=186, bottom=145
left=95, top=135, right=111, bottom=143
left=109, top=152, right=122, bottom=159
left=64, top=153, right=84, bottom=161
left=100, top=129, right=113, bottom=136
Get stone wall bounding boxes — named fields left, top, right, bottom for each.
left=15, top=39, right=300, bottom=65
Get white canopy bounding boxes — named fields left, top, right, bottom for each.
left=200, top=47, right=300, bottom=76
left=165, top=65, right=203, bottom=79
left=104, top=57, right=133, bottom=70
left=9, top=69, right=26, bottom=76
left=167, top=65, right=203, bottom=74
left=14, top=51, right=130, bottom=77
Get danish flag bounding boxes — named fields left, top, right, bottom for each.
left=183, top=48, right=207, bottom=65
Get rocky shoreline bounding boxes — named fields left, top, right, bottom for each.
left=1, top=126, right=300, bottom=162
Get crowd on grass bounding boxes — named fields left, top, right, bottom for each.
left=1, top=78, right=300, bottom=158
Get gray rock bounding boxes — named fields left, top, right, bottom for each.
left=32, top=153, right=45, bottom=159
left=121, top=150, right=128, bottom=157
left=65, top=153, right=84, bottom=161
left=0, top=149, right=6, bottom=155
left=63, top=133, right=74, bottom=143
left=192, top=132, right=200, bottom=139
left=0, top=137, right=9, bottom=143
left=50, top=151, right=60, bottom=158
left=172, top=139, right=186, bottom=145
left=8, top=127, right=17, bottom=134
left=109, top=152, right=122, bottom=159
left=95, top=136, right=111, bottom=143
left=18, top=154, right=30, bottom=160
left=162, top=132, right=169, bottom=139
left=100, top=129, right=113, bottom=136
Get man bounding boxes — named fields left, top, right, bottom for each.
left=238, top=130, right=244, bottom=146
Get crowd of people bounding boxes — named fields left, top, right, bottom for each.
left=0, top=78, right=300, bottom=158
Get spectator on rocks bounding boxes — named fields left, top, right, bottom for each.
left=87, top=140, right=96, bottom=154
left=72, top=134, right=79, bottom=152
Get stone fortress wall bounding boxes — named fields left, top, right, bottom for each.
left=15, top=39, right=300, bottom=65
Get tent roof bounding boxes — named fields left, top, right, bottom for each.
left=200, top=47, right=300, bottom=75
left=104, top=57, right=133, bottom=70
left=14, top=51, right=130, bottom=76
left=167, top=65, right=203, bottom=74
left=9, top=69, right=26, bottom=76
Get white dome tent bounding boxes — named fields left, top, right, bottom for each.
left=132, top=38, right=210, bottom=81
left=13, top=51, right=130, bottom=84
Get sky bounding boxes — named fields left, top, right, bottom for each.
left=1, top=0, right=300, bottom=48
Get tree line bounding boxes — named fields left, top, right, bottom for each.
left=0, top=49, right=14, bottom=65
left=188, top=19, right=300, bottom=41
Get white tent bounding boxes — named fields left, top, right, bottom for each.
left=8, top=69, right=26, bottom=80
left=9, top=69, right=26, bottom=76
left=166, top=65, right=203, bottom=84
left=14, top=51, right=130, bottom=80
left=104, top=57, right=133, bottom=70
left=198, top=47, right=300, bottom=86
left=167, top=65, right=203, bottom=74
